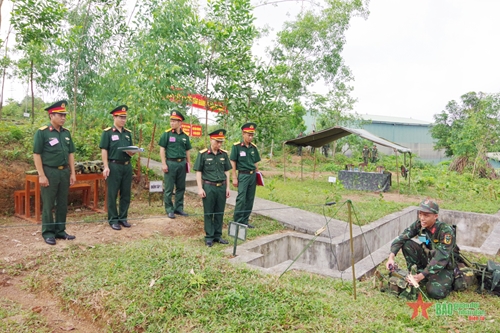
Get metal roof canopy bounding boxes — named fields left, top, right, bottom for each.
left=284, top=126, right=412, bottom=154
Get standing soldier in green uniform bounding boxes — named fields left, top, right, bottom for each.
left=159, top=110, right=192, bottom=219
left=194, top=129, right=231, bottom=247
left=230, top=123, right=261, bottom=228
left=386, top=199, right=459, bottom=299
left=370, top=144, right=378, bottom=163
left=100, top=105, right=136, bottom=231
left=33, top=100, right=77, bottom=245
left=362, top=145, right=370, bottom=164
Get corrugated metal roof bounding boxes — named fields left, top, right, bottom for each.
left=358, top=114, right=431, bottom=125
left=284, top=126, right=411, bottom=153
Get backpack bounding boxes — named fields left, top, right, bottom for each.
left=459, top=254, right=500, bottom=296
left=474, top=260, right=500, bottom=296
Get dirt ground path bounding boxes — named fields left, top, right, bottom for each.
left=0, top=196, right=206, bottom=332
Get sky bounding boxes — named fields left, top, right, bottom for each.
left=254, top=0, right=500, bottom=122
left=2, top=1, right=500, bottom=123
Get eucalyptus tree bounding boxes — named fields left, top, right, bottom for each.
left=52, top=0, right=130, bottom=131
left=126, top=0, right=202, bottom=121
left=197, top=0, right=258, bottom=135
left=263, top=0, right=368, bottom=141
left=10, top=0, right=66, bottom=122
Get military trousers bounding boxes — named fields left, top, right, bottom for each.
left=41, top=166, right=70, bottom=239
left=233, top=172, right=256, bottom=225
left=163, top=160, right=186, bottom=214
left=401, top=240, right=454, bottom=299
left=202, top=183, right=227, bottom=241
left=106, top=162, right=132, bottom=225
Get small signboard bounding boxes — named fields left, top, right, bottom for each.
left=149, top=180, right=163, bottom=193
left=228, top=222, right=247, bottom=241
left=328, top=176, right=336, bottom=183
left=23, top=112, right=30, bottom=118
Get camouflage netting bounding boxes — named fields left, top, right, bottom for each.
left=25, top=160, right=104, bottom=175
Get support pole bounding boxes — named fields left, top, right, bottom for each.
left=232, top=224, right=240, bottom=256
left=313, top=149, right=317, bottom=180
left=282, top=142, right=286, bottom=183
left=395, top=151, right=400, bottom=194
left=301, top=151, right=303, bottom=181
left=348, top=200, right=357, bottom=300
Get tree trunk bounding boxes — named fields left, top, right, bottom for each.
left=30, top=59, right=34, bottom=124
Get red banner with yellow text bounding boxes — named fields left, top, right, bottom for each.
left=167, top=88, right=228, bottom=114
left=181, top=123, right=202, bottom=137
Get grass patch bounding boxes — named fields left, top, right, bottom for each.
left=0, top=298, right=50, bottom=333
left=25, top=237, right=500, bottom=332
left=256, top=175, right=414, bottom=225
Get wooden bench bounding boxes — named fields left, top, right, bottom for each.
left=14, top=183, right=91, bottom=215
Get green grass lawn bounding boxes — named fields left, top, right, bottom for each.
left=20, top=237, right=500, bottom=333
left=3, top=155, right=500, bottom=332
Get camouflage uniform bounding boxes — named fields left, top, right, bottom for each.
left=390, top=218, right=457, bottom=299
left=362, top=146, right=370, bottom=164
left=370, top=146, right=378, bottom=163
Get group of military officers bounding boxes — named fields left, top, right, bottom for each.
left=34, top=101, right=260, bottom=248
left=34, top=100, right=461, bottom=301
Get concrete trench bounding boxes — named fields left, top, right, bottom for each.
left=142, top=158, right=500, bottom=281
left=224, top=208, right=500, bottom=280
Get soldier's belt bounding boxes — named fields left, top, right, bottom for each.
left=44, top=164, right=69, bottom=170
left=109, top=160, right=130, bottom=165
left=203, top=180, right=226, bottom=187
left=238, top=170, right=254, bottom=174
left=167, top=158, right=185, bottom=162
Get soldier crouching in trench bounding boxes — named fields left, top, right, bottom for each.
left=385, top=199, right=460, bottom=299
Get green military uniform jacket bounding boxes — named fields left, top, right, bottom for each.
left=33, top=124, right=75, bottom=165
left=158, top=128, right=192, bottom=158
left=362, top=148, right=370, bottom=158
left=99, top=126, right=133, bottom=160
left=229, top=141, right=261, bottom=170
left=193, top=148, right=231, bottom=181
left=390, top=219, right=457, bottom=276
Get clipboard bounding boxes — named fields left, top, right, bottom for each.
left=256, top=171, right=264, bottom=186
left=117, top=146, right=145, bottom=153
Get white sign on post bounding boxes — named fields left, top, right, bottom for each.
left=149, top=181, right=163, bottom=192
left=328, top=176, right=336, bottom=183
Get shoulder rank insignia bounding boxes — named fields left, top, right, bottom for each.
left=199, top=148, right=208, bottom=154
left=124, top=128, right=132, bottom=132
left=233, top=142, right=240, bottom=145
left=251, top=142, right=257, bottom=147
left=39, top=125, right=48, bottom=130
left=104, top=127, right=112, bottom=131
left=220, top=148, right=228, bottom=153
left=165, top=128, right=172, bottom=132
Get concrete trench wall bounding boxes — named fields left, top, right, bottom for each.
left=229, top=206, right=500, bottom=279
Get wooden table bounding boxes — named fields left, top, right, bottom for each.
left=18, top=173, right=107, bottom=223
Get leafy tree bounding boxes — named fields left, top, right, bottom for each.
left=10, top=0, right=66, bottom=123
left=431, top=91, right=500, bottom=178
